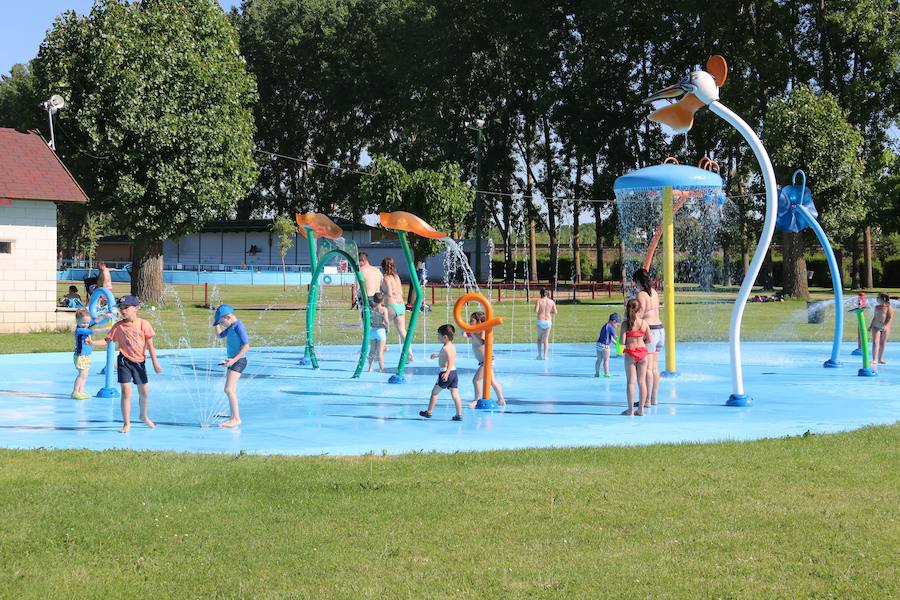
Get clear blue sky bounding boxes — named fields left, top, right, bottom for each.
left=0, top=1, right=238, bottom=74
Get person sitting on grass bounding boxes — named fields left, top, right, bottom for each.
left=60, top=285, right=84, bottom=308
left=70, top=308, right=110, bottom=399
left=105, top=295, right=162, bottom=433
left=466, top=311, right=505, bottom=409
left=419, top=324, right=463, bottom=421
left=367, top=293, right=390, bottom=373
left=595, top=312, right=620, bottom=378
left=213, top=304, right=250, bottom=428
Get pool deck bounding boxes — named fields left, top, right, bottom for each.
left=0, top=342, right=897, bottom=455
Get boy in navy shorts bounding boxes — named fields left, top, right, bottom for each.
left=419, top=324, right=462, bottom=421
left=105, top=295, right=162, bottom=433
left=213, top=304, right=250, bottom=428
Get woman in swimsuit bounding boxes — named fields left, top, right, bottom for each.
left=620, top=298, right=650, bottom=416
left=633, top=268, right=662, bottom=406
left=381, top=257, right=413, bottom=362
left=870, top=293, right=894, bottom=367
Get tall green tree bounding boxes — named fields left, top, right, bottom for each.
left=764, top=84, right=865, bottom=298
left=359, top=156, right=473, bottom=258
left=34, top=0, right=257, bottom=303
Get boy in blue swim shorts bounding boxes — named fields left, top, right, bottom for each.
left=213, top=304, right=250, bottom=428
left=595, top=312, right=620, bottom=378
left=419, top=324, right=463, bottom=421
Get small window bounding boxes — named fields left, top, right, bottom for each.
left=0, top=241, right=12, bottom=254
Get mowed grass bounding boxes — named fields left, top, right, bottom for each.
left=2, top=281, right=891, bottom=355
left=0, top=425, right=897, bottom=598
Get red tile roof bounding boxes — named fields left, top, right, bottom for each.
left=0, top=128, right=88, bottom=203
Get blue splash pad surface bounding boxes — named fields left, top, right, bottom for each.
left=0, top=342, right=896, bottom=455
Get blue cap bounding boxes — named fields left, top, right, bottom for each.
left=117, top=294, right=141, bottom=307
left=609, top=312, right=621, bottom=322
left=214, top=304, right=234, bottom=326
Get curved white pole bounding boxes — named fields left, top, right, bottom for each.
left=709, top=101, right=778, bottom=405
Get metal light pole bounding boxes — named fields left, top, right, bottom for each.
left=40, top=95, right=65, bottom=150
left=466, top=118, right=485, bottom=282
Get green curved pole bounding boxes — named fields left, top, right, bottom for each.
left=389, top=231, right=421, bottom=383
left=854, top=308, right=876, bottom=377
left=305, top=248, right=370, bottom=378
left=301, top=227, right=318, bottom=361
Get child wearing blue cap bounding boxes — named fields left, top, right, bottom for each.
left=595, top=312, right=621, bottom=378
left=213, top=304, right=250, bottom=428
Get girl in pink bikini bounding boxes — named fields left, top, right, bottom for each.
left=620, top=298, right=651, bottom=416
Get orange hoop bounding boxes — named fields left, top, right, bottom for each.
left=663, top=156, right=680, bottom=165
left=453, top=293, right=503, bottom=402
left=697, top=157, right=720, bottom=173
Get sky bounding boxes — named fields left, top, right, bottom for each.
left=0, top=1, right=239, bottom=74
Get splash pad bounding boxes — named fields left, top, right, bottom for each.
left=0, top=340, right=896, bottom=454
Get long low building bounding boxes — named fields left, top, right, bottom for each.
left=78, top=218, right=491, bottom=284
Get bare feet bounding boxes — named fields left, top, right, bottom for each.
left=119, top=423, right=130, bottom=433
left=219, top=417, right=241, bottom=429
left=635, top=409, right=645, bottom=416
left=498, top=398, right=506, bottom=406
left=142, top=417, right=156, bottom=429
left=468, top=400, right=478, bottom=409
left=621, top=408, right=634, bottom=416
left=407, top=353, right=414, bottom=363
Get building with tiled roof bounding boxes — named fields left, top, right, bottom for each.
left=0, top=127, right=88, bottom=332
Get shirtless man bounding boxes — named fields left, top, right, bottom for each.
left=534, top=288, right=557, bottom=360
left=352, top=252, right=384, bottom=309
left=96, top=260, right=112, bottom=291
left=633, top=268, right=662, bottom=406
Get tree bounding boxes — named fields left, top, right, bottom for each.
left=0, top=63, right=40, bottom=130
left=764, top=84, right=865, bottom=298
left=271, top=216, right=296, bottom=290
left=33, top=0, right=257, bottom=303
left=359, top=156, right=474, bottom=259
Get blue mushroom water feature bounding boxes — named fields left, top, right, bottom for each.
left=776, top=169, right=843, bottom=368
left=613, top=162, right=725, bottom=377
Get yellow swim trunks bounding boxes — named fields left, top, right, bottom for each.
left=74, top=354, right=92, bottom=370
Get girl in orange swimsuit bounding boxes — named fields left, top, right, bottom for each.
left=620, top=298, right=651, bottom=416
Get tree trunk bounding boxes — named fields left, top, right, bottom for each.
left=763, top=245, right=774, bottom=290
left=834, top=247, right=844, bottom=290
left=572, top=155, right=583, bottom=284
left=722, top=239, right=732, bottom=286
left=591, top=159, right=604, bottom=282
left=863, top=226, right=874, bottom=289
left=132, top=237, right=164, bottom=304
left=541, top=115, right=558, bottom=289
left=528, top=217, right=537, bottom=283
left=850, top=235, right=861, bottom=289
left=781, top=231, right=809, bottom=299
left=619, top=239, right=626, bottom=292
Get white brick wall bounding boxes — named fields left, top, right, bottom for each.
left=0, top=200, right=62, bottom=333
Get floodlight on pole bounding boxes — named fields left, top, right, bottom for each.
left=40, top=95, right=65, bottom=150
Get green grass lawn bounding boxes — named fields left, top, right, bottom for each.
left=0, top=425, right=897, bottom=598
left=2, top=281, right=890, bottom=355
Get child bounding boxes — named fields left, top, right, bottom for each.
left=71, top=309, right=98, bottom=399
left=419, top=324, right=463, bottom=421
left=213, top=304, right=250, bottom=428
left=60, top=285, right=84, bottom=308
left=620, top=299, right=650, bottom=416
left=870, top=293, right=894, bottom=367
left=595, top=312, right=621, bottom=378
left=367, top=292, right=390, bottom=372
left=534, top=288, right=557, bottom=359
left=466, top=311, right=505, bottom=409
left=105, top=295, right=162, bottom=433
